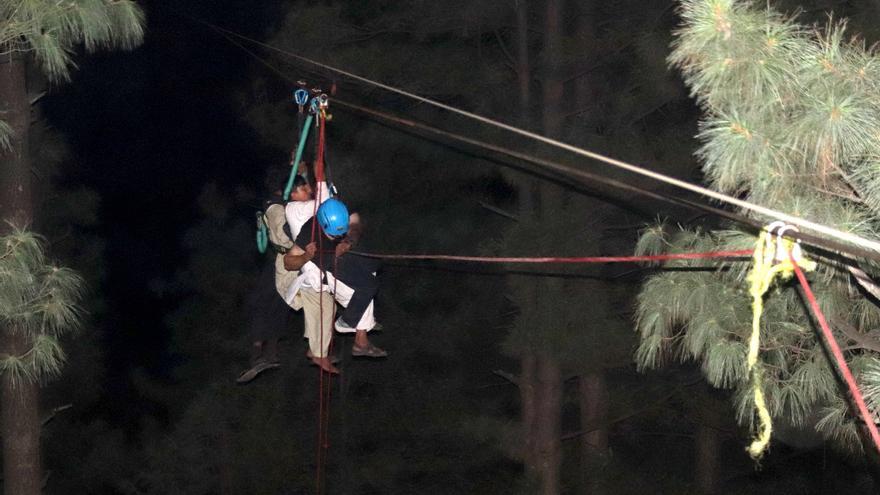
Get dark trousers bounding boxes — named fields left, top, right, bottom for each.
left=333, top=254, right=381, bottom=328
left=247, top=258, right=294, bottom=343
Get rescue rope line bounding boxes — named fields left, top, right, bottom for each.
left=210, top=17, right=880, bottom=264
left=311, top=112, right=333, bottom=495
left=349, top=250, right=754, bottom=263
left=203, top=21, right=880, bottom=256
left=190, top=11, right=880, bottom=462
left=792, top=256, right=880, bottom=456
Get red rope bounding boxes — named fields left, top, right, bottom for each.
left=349, top=249, right=754, bottom=264
left=315, top=231, right=324, bottom=495
left=311, top=112, right=332, bottom=495
left=791, top=258, right=880, bottom=456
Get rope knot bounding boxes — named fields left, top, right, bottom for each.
left=745, top=222, right=815, bottom=459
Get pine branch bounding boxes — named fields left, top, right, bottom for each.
left=848, top=265, right=880, bottom=303
left=561, top=378, right=703, bottom=440
left=41, top=403, right=72, bottom=427
left=492, top=369, right=519, bottom=387
left=808, top=183, right=864, bottom=204
left=831, top=317, right=880, bottom=354
left=492, top=28, right=517, bottom=69
left=478, top=201, right=518, bottom=221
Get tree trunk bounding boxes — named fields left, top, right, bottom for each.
left=542, top=0, right=564, bottom=139
left=0, top=56, right=32, bottom=229
left=855, top=421, right=880, bottom=490
left=521, top=351, right=539, bottom=475
left=579, top=372, right=608, bottom=460
left=536, top=354, right=562, bottom=495
left=0, top=56, right=41, bottom=495
left=695, top=423, right=719, bottom=494
left=579, top=372, right=608, bottom=493
left=1, top=330, right=41, bottom=495
left=515, top=0, right=531, bottom=125
left=573, top=3, right=597, bottom=130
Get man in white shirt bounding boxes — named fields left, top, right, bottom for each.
left=285, top=195, right=386, bottom=367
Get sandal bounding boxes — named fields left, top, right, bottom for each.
left=236, top=360, right=280, bottom=384
left=351, top=343, right=388, bottom=358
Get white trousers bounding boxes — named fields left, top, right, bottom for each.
left=286, top=263, right=377, bottom=335
left=299, top=287, right=335, bottom=358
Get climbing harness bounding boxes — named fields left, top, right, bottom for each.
left=255, top=211, right=269, bottom=254
left=258, top=85, right=333, bottom=254
left=283, top=112, right=314, bottom=200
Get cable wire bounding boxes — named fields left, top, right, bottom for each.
left=196, top=19, right=880, bottom=256
left=197, top=15, right=880, bottom=264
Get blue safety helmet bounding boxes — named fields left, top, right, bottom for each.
left=316, top=198, right=349, bottom=237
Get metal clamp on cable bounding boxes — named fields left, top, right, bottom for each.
left=318, top=93, right=331, bottom=120
left=294, top=88, right=310, bottom=107
left=764, top=221, right=809, bottom=265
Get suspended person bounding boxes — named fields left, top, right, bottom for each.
left=285, top=161, right=384, bottom=363
left=284, top=161, right=340, bottom=373
left=284, top=198, right=387, bottom=359
left=237, top=164, right=339, bottom=381
left=237, top=167, right=297, bottom=383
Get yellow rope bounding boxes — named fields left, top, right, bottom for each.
left=745, top=229, right=816, bottom=459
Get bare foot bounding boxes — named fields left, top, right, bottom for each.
left=307, top=350, right=339, bottom=364
left=311, top=356, right=340, bottom=374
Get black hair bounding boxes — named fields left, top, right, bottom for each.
left=264, top=166, right=288, bottom=196
left=292, top=174, right=307, bottom=189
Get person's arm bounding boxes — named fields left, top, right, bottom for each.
left=346, top=212, right=362, bottom=245
left=335, top=212, right=362, bottom=257
left=294, top=158, right=310, bottom=180
left=284, top=242, right=316, bottom=271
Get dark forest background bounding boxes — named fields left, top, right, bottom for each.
left=21, top=0, right=880, bottom=493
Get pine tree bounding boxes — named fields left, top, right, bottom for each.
left=635, top=0, right=880, bottom=459
left=0, top=228, right=83, bottom=494
left=0, top=1, right=143, bottom=150
left=0, top=2, right=143, bottom=492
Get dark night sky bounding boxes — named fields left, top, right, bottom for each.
left=43, top=1, right=284, bottom=392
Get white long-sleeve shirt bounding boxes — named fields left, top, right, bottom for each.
left=284, top=181, right=331, bottom=293
left=284, top=181, right=330, bottom=241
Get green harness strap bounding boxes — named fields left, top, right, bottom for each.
left=283, top=112, right=315, bottom=200
left=257, top=109, right=315, bottom=253
left=256, top=212, right=269, bottom=254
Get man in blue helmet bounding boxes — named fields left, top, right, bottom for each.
left=284, top=197, right=387, bottom=361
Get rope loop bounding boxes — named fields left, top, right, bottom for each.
left=745, top=223, right=816, bottom=459
left=255, top=211, right=268, bottom=254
